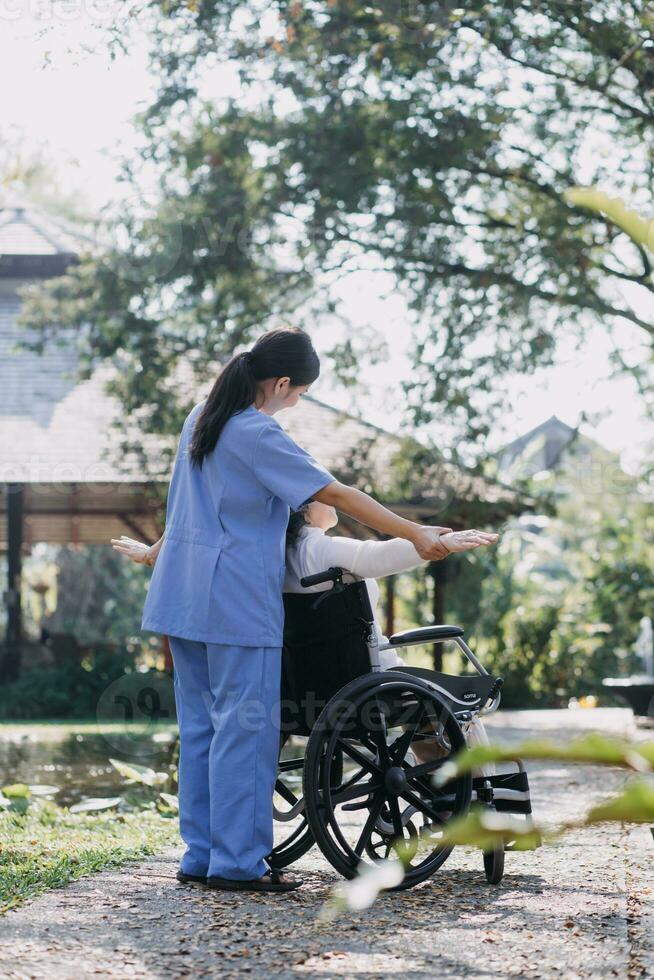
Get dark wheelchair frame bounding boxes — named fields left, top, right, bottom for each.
left=272, top=566, right=533, bottom=889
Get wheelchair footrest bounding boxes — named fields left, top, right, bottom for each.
left=472, top=770, right=532, bottom=815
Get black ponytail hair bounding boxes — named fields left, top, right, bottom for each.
left=285, top=503, right=311, bottom=548
left=189, top=327, right=320, bottom=468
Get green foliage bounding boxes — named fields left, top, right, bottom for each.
left=487, top=599, right=564, bottom=707
left=0, top=646, right=135, bottom=720
left=586, top=779, right=654, bottom=824
left=469, top=448, right=654, bottom=706
left=435, top=733, right=654, bottom=783
left=436, top=738, right=654, bottom=846
left=0, top=783, right=32, bottom=815
left=436, top=807, right=543, bottom=853
left=432, top=777, right=654, bottom=852
left=40, top=544, right=153, bottom=649
left=108, top=758, right=168, bottom=787
left=15, top=0, right=654, bottom=450
left=108, top=757, right=177, bottom=814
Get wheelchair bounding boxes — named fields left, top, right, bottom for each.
left=272, top=566, right=533, bottom=889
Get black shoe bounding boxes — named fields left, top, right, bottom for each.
left=205, top=868, right=303, bottom=893
left=176, top=870, right=207, bottom=885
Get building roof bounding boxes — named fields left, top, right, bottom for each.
left=0, top=186, right=100, bottom=277
left=496, top=414, right=622, bottom=484
left=497, top=416, right=578, bottom=474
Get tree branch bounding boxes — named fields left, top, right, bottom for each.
left=468, top=29, right=654, bottom=123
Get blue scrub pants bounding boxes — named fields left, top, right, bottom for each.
left=168, top=637, right=282, bottom=880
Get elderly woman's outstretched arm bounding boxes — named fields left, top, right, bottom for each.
left=308, top=533, right=428, bottom=580
left=110, top=533, right=164, bottom=566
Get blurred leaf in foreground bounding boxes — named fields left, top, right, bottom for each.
left=437, top=808, right=543, bottom=852
left=435, top=735, right=654, bottom=786
left=585, top=780, right=654, bottom=825
left=565, top=188, right=654, bottom=256
left=319, top=859, right=405, bottom=920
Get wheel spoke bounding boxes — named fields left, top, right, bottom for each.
left=399, top=787, right=450, bottom=824
left=391, top=703, right=426, bottom=764
left=404, top=758, right=451, bottom=780
left=369, top=695, right=392, bottom=768
left=278, top=757, right=304, bottom=773
left=407, top=777, right=457, bottom=808
left=334, top=765, right=367, bottom=793
left=388, top=797, right=404, bottom=839
left=337, top=738, right=383, bottom=777
left=354, top=789, right=387, bottom=857
left=333, top=779, right=382, bottom=805
left=272, top=819, right=308, bottom=850
left=275, top=779, right=299, bottom=807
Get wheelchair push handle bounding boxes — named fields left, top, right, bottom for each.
left=300, top=566, right=344, bottom=589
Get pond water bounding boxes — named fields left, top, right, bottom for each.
left=0, top=725, right=178, bottom=807
left=0, top=725, right=308, bottom=808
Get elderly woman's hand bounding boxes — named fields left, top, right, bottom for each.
left=110, top=535, right=154, bottom=565
left=440, top=529, right=499, bottom=553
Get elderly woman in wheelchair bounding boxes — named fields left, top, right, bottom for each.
left=274, top=501, right=532, bottom=887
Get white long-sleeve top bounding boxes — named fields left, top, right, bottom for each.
left=283, top=524, right=429, bottom=668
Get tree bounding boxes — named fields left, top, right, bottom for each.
left=473, top=439, right=654, bottom=707
left=16, top=0, right=654, bottom=450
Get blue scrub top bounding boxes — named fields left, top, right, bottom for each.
left=141, top=402, right=336, bottom=646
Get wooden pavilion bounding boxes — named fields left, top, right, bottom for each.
left=0, top=190, right=528, bottom=680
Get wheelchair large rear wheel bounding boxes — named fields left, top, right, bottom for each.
left=303, top=672, right=472, bottom=889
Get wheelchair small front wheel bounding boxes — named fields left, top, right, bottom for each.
left=483, top=844, right=505, bottom=885
left=303, top=672, right=472, bottom=890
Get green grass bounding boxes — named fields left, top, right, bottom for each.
left=0, top=804, right=180, bottom=914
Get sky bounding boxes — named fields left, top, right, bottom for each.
left=1, top=7, right=651, bottom=471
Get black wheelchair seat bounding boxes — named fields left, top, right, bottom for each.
left=281, top=582, right=372, bottom=736
left=387, top=666, right=498, bottom=712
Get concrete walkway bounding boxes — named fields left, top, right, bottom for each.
left=1, top=709, right=652, bottom=979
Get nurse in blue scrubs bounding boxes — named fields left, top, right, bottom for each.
left=132, top=327, right=454, bottom=893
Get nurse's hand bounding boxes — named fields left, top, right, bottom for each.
left=110, top=535, right=153, bottom=565
left=411, top=525, right=454, bottom=561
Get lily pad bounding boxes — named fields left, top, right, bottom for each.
left=69, top=796, right=123, bottom=814
left=109, top=758, right=168, bottom=787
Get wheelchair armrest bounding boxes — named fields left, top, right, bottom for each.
left=388, top=625, right=464, bottom=645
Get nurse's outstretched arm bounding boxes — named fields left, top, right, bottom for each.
left=252, top=422, right=454, bottom=563
left=311, top=482, right=495, bottom=562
